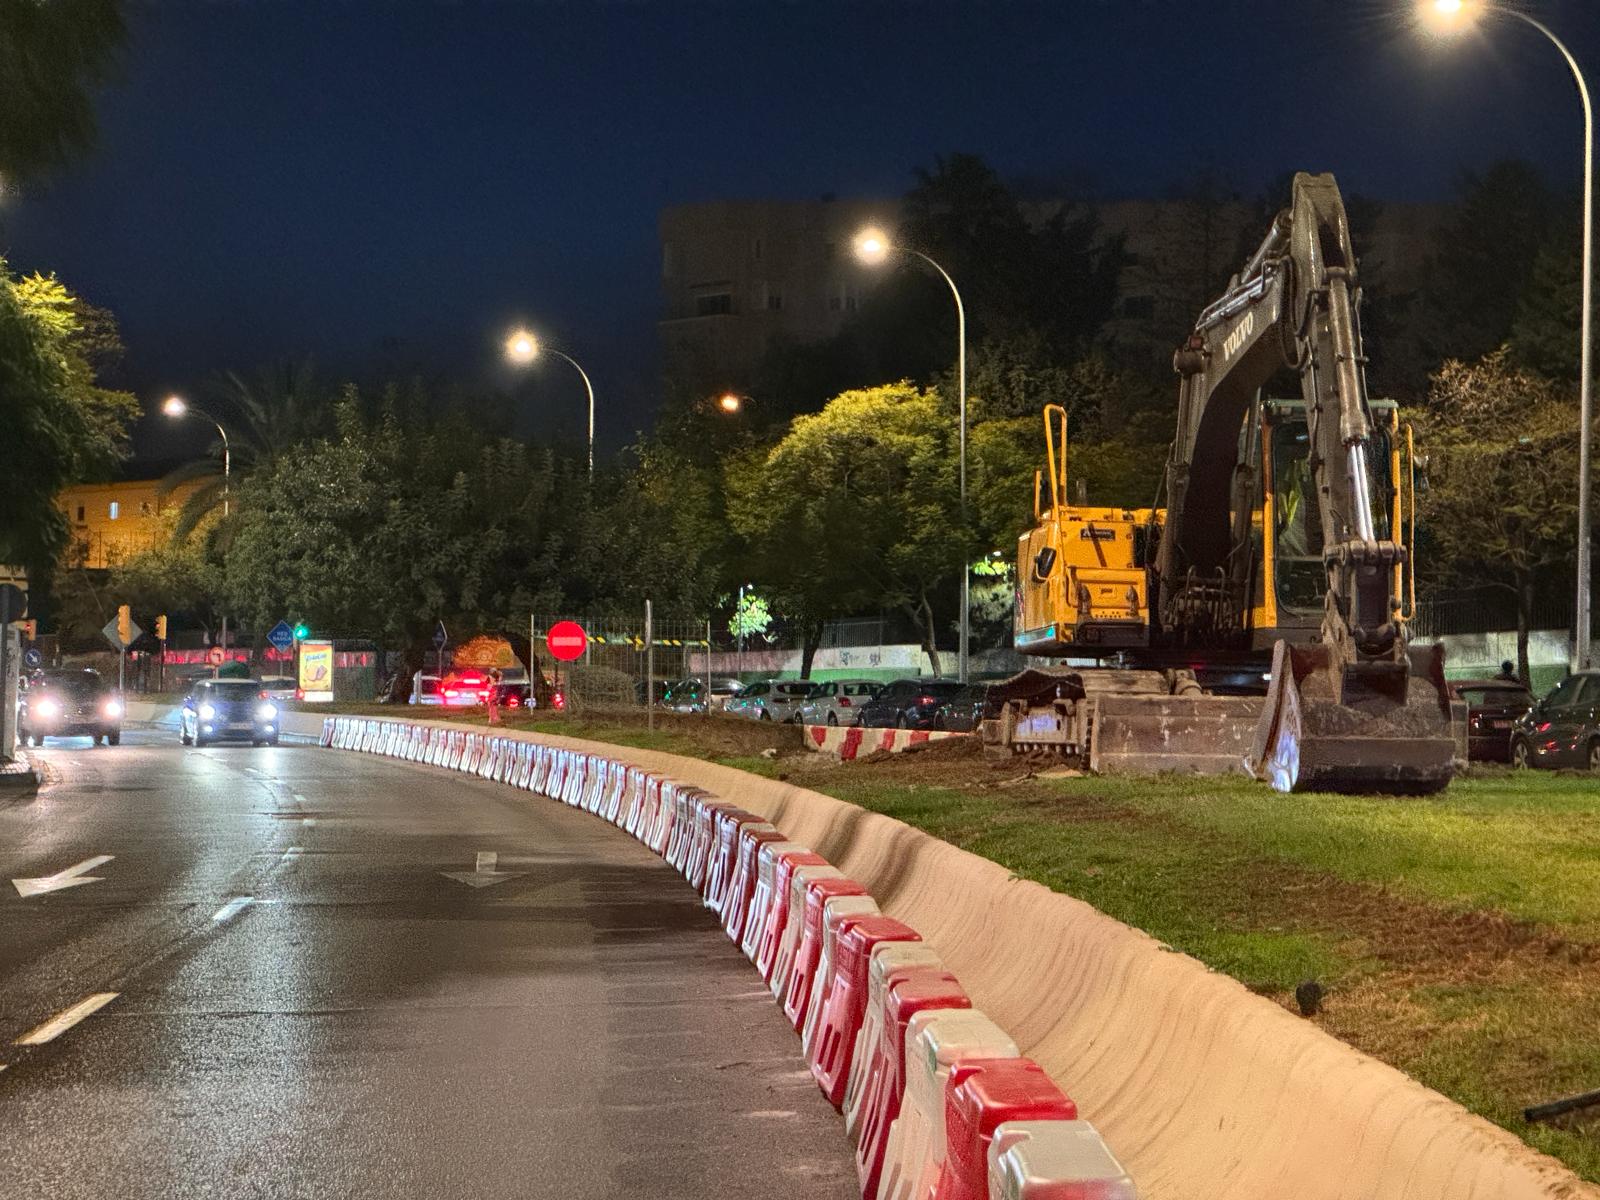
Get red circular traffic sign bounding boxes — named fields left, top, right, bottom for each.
left=546, top=620, right=587, bottom=662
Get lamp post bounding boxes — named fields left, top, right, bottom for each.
left=854, top=227, right=970, bottom=682
left=1421, top=0, right=1594, bottom=668
left=505, top=329, right=596, bottom=478
left=163, top=394, right=233, bottom=663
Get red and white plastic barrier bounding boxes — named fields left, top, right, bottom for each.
left=317, top=715, right=1138, bottom=1200
left=805, top=724, right=965, bottom=760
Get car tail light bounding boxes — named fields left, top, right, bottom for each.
left=552, top=691, right=566, bottom=710
left=917, top=695, right=936, bottom=707
left=444, top=689, right=458, bottom=698
left=508, top=696, right=521, bottom=707
left=295, top=688, right=304, bottom=701
left=839, top=696, right=851, bottom=706
left=1537, top=721, right=1552, bottom=733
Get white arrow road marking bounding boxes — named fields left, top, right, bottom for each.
left=12, top=855, right=114, bottom=898
left=211, top=896, right=253, bottom=923
left=440, top=850, right=528, bottom=889
left=14, top=993, right=119, bottom=1046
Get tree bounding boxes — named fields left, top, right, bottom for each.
left=728, top=384, right=965, bottom=676
left=0, top=0, right=125, bottom=187
left=0, top=262, right=138, bottom=580
left=1510, top=223, right=1582, bottom=382
left=1411, top=349, right=1584, bottom=682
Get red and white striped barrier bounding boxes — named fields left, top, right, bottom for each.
left=805, top=724, right=966, bottom=760
left=315, top=714, right=1139, bottom=1200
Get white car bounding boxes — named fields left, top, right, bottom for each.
left=260, top=675, right=298, bottom=702
left=797, top=679, right=881, bottom=726
left=727, top=679, right=818, bottom=722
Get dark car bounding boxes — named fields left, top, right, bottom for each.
left=1449, top=679, right=1534, bottom=763
left=932, top=684, right=999, bottom=733
left=855, top=678, right=966, bottom=730
left=19, top=670, right=123, bottom=745
left=1511, top=670, right=1600, bottom=771
left=180, top=678, right=281, bottom=747
left=490, top=681, right=532, bottom=710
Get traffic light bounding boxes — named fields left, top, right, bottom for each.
left=156, top=614, right=168, bottom=641
left=116, top=604, right=132, bottom=646
left=293, top=622, right=310, bottom=640
left=19, top=619, right=36, bottom=640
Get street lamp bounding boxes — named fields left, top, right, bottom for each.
left=505, top=328, right=596, bottom=478
left=162, top=393, right=233, bottom=661
left=1420, top=0, right=1594, bottom=668
left=717, top=392, right=744, bottom=414
left=853, top=226, right=971, bottom=682
left=161, top=394, right=231, bottom=518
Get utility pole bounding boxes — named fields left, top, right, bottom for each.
left=645, top=598, right=654, bottom=731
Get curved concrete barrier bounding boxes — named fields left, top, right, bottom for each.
left=308, top=714, right=1593, bottom=1200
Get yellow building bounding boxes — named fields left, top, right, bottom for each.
left=57, top=478, right=202, bottom=569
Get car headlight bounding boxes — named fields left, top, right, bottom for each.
left=34, top=698, right=60, bottom=719
left=103, top=699, right=123, bottom=719
left=256, top=703, right=278, bottom=720
left=199, top=702, right=217, bottom=720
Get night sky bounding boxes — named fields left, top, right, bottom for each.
left=3, top=0, right=1596, bottom=468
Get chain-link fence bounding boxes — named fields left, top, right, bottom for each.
left=531, top=612, right=714, bottom=711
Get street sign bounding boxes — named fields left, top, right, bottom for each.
left=0, top=583, right=26, bottom=624
left=266, top=620, right=296, bottom=654
left=103, top=615, right=144, bottom=651
left=547, top=620, right=587, bottom=662
left=433, top=620, right=448, bottom=649
left=208, top=646, right=225, bottom=666
left=23, top=648, right=41, bottom=669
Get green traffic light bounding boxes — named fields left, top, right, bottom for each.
left=293, top=623, right=310, bottom=639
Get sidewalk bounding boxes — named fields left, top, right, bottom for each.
left=0, top=749, right=41, bottom=795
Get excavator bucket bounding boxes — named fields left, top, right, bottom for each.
left=1249, top=640, right=1460, bottom=794
left=1089, top=694, right=1264, bottom=776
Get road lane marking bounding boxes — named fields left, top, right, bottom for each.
left=14, top=993, right=119, bottom=1046
left=292, top=794, right=308, bottom=804
left=280, top=847, right=303, bottom=864
left=12, top=855, right=115, bottom=898
left=441, top=849, right=527, bottom=889
left=211, top=896, right=254, bottom=923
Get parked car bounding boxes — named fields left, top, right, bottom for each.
left=18, top=669, right=123, bottom=746
left=410, top=673, right=444, bottom=705
left=259, top=675, right=298, bottom=702
left=855, top=678, right=966, bottom=730
left=661, top=677, right=745, bottom=714
left=1511, top=670, right=1600, bottom=770
left=1448, top=678, right=1534, bottom=763
left=797, top=679, right=880, bottom=727
left=933, top=684, right=1000, bottom=733
left=439, top=671, right=492, bottom=707
left=180, top=678, right=280, bottom=747
left=725, top=679, right=818, bottom=722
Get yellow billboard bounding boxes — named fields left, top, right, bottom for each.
left=298, top=640, right=334, bottom=703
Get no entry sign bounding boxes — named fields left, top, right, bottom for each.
left=546, top=620, right=587, bottom=662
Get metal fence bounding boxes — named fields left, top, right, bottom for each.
left=1409, top=585, right=1577, bottom=640
left=530, top=612, right=714, bottom=711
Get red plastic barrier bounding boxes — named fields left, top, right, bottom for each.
left=855, top=970, right=970, bottom=1200
left=704, top=808, right=768, bottom=909
left=684, top=799, right=738, bottom=890
left=932, top=1059, right=1077, bottom=1200
left=802, top=897, right=881, bottom=1052
left=744, top=845, right=826, bottom=965
left=845, top=944, right=945, bottom=1142
left=721, top=828, right=793, bottom=943
left=769, top=863, right=846, bottom=996
left=809, top=916, right=922, bottom=1109
left=782, top=877, right=870, bottom=1032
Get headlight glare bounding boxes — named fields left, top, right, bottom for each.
left=103, top=699, right=123, bottom=719
left=35, top=698, right=60, bottom=718
left=199, top=702, right=217, bottom=720
left=256, top=703, right=278, bottom=720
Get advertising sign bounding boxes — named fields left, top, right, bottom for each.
left=298, top=640, right=335, bottom=703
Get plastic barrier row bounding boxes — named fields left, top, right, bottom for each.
left=322, top=715, right=1138, bottom=1200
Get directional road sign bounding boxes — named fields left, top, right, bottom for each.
left=103, top=614, right=143, bottom=651
left=546, top=620, right=587, bottom=662
left=266, top=620, right=296, bottom=654
left=23, top=648, right=41, bottom=669
left=433, top=620, right=448, bottom=649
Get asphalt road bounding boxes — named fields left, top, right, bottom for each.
left=0, top=729, right=857, bottom=1199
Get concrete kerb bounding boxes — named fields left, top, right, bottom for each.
left=317, top=713, right=1592, bottom=1200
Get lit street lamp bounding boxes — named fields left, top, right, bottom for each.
left=1421, top=0, right=1594, bottom=668
left=162, top=393, right=233, bottom=662
left=717, top=392, right=744, bottom=414
left=505, top=329, right=596, bottom=478
left=854, top=227, right=971, bottom=682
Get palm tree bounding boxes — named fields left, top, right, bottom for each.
left=160, top=358, right=323, bottom=542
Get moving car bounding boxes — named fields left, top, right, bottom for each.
left=932, top=683, right=999, bottom=733
left=797, top=679, right=880, bottom=726
left=259, top=675, right=298, bottom=702
left=439, top=671, right=492, bottom=707
left=19, top=670, right=123, bottom=745
left=854, top=678, right=966, bottom=730
left=180, top=679, right=281, bottom=747
left=1449, top=678, right=1534, bottom=763
left=1510, top=670, right=1600, bottom=770
left=661, top=677, right=745, bottom=714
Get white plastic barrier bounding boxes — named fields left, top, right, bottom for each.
left=987, top=1120, right=1137, bottom=1200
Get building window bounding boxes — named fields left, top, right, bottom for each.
left=695, top=293, right=733, bottom=317
left=765, top=286, right=783, bottom=311
left=75, top=505, right=85, bottom=522
left=108, top=501, right=120, bottom=520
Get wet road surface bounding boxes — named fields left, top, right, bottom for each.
left=0, top=729, right=856, bottom=1199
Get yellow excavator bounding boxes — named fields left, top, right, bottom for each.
left=993, top=172, right=1461, bottom=794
